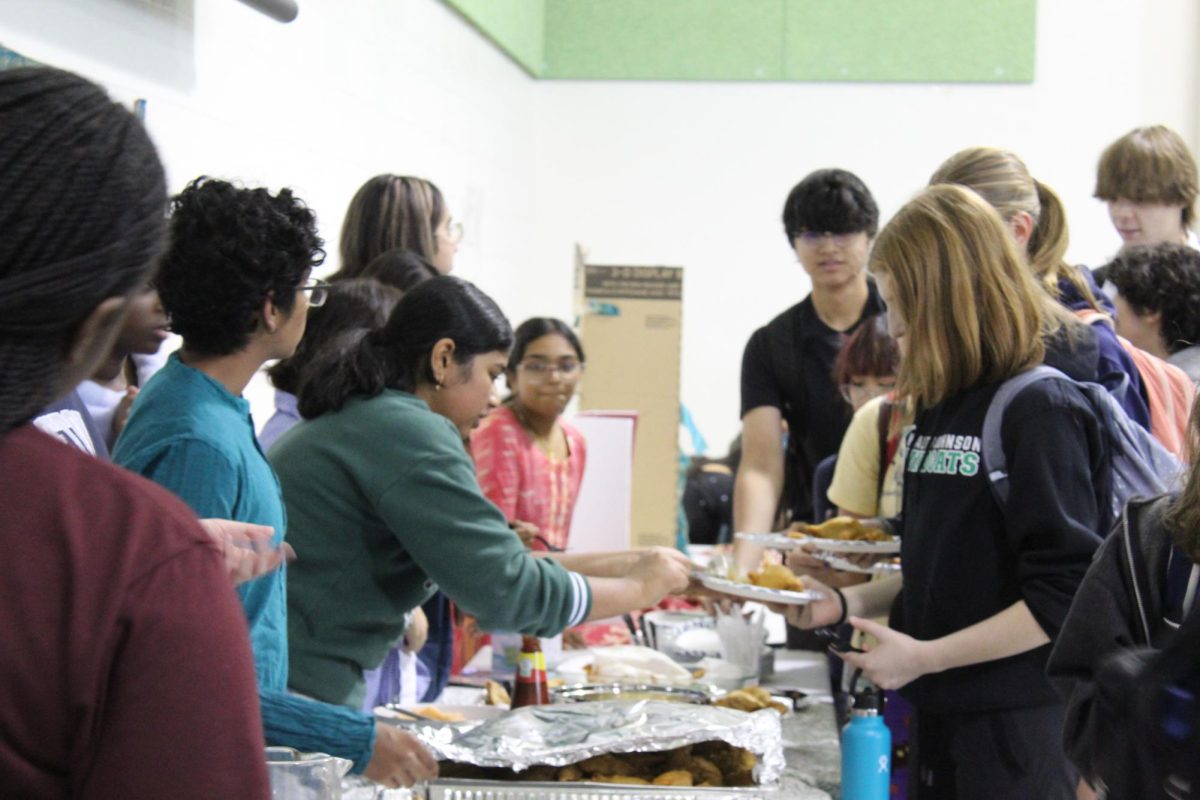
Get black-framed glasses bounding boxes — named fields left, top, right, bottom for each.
left=299, top=278, right=330, bottom=308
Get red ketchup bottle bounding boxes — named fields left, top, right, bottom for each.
left=510, top=635, right=551, bottom=708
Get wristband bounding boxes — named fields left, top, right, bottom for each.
left=831, top=586, right=849, bottom=627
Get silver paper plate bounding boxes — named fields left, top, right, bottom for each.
left=552, top=683, right=711, bottom=704
left=698, top=575, right=822, bottom=606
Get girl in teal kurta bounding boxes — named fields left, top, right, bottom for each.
left=271, top=276, right=692, bottom=707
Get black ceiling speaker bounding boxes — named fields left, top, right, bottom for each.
left=235, top=0, right=298, bottom=23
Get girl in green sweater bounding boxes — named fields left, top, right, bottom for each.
left=270, top=276, right=691, bottom=713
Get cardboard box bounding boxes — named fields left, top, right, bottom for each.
left=574, top=247, right=683, bottom=548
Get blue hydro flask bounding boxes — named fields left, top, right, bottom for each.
left=841, top=689, right=891, bottom=799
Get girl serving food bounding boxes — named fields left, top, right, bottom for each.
left=271, top=276, right=693, bottom=709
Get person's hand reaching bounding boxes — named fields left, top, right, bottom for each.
left=197, top=518, right=294, bottom=586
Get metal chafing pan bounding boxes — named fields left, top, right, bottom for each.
left=551, top=683, right=711, bottom=704
left=419, top=777, right=778, bottom=799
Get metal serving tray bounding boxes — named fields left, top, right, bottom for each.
left=422, top=777, right=778, bottom=799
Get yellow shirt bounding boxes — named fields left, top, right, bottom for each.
left=826, top=394, right=907, bottom=519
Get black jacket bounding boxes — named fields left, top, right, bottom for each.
left=1047, top=495, right=1199, bottom=794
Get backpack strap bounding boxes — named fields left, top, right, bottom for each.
left=1121, top=496, right=1175, bottom=646
left=981, top=365, right=1067, bottom=511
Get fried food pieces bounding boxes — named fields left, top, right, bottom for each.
left=714, top=686, right=790, bottom=714
left=747, top=562, right=805, bottom=592
left=790, top=515, right=893, bottom=542
left=412, top=705, right=466, bottom=722
left=437, top=741, right=759, bottom=787
left=652, top=769, right=693, bottom=786
left=483, top=679, right=510, bottom=707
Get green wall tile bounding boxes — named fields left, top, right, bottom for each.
left=440, top=0, right=1036, bottom=83
left=543, top=0, right=785, bottom=81
left=783, top=0, right=1036, bottom=83
left=444, top=0, right=547, bottom=75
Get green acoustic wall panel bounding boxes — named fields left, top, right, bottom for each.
left=441, top=0, right=1036, bottom=83
left=444, top=0, right=546, bottom=75
left=543, top=0, right=785, bottom=81
left=783, top=0, right=1036, bottom=83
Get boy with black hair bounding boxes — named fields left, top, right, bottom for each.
left=113, top=177, right=436, bottom=789
left=734, top=168, right=885, bottom=533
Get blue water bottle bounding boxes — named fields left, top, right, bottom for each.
left=841, top=689, right=891, bottom=799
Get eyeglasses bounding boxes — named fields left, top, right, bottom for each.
left=518, top=360, right=582, bottom=381
left=299, top=278, right=330, bottom=308
left=796, top=231, right=857, bottom=247
left=439, top=219, right=464, bottom=245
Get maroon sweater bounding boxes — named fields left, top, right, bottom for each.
left=0, top=425, right=269, bottom=799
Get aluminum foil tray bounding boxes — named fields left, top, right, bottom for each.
left=410, top=701, right=782, bottom=778
left=425, top=777, right=779, bottom=799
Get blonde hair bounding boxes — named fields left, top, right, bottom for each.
left=1096, top=125, right=1199, bottom=228
left=870, top=184, right=1047, bottom=411
left=931, top=146, right=1099, bottom=310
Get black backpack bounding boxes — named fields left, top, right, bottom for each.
left=1097, top=599, right=1200, bottom=799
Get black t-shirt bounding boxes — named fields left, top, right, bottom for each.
left=739, top=283, right=885, bottom=523
left=892, top=378, right=1108, bottom=714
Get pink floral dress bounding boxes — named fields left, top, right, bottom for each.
left=470, top=405, right=587, bottom=552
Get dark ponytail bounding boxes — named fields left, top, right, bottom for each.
left=0, top=67, right=167, bottom=433
left=299, top=275, right=512, bottom=418
left=268, top=278, right=402, bottom=395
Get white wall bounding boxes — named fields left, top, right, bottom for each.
left=1, top=0, right=1197, bottom=448
left=527, top=0, right=1200, bottom=452
left=0, top=0, right=543, bottom=424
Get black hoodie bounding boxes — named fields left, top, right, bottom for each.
left=890, top=376, right=1109, bottom=713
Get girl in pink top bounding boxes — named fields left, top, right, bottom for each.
left=471, top=318, right=587, bottom=553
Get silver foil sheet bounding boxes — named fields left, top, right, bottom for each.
left=398, top=701, right=785, bottom=785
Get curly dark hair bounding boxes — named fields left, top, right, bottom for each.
left=1101, top=243, right=1200, bottom=353
left=782, top=168, right=879, bottom=243
left=158, top=177, right=325, bottom=356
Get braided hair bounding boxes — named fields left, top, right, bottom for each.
left=0, top=67, right=167, bottom=434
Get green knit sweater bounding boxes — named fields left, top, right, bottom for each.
left=270, top=389, right=591, bottom=706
